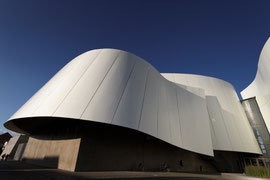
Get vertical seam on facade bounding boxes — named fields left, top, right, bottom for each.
left=210, top=79, right=234, bottom=150
left=31, top=57, right=83, bottom=116
left=231, top=115, right=245, bottom=147
left=172, top=74, right=176, bottom=83
left=137, top=68, right=150, bottom=130
left=80, top=51, right=121, bottom=119
left=51, top=50, right=102, bottom=116
left=110, top=59, right=137, bottom=124
left=220, top=82, right=242, bottom=150
left=166, top=83, right=173, bottom=143
left=218, top=102, right=234, bottom=150
left=205, top=99, right=218, bottom=147
left=175, top=87, right=183, bottom=146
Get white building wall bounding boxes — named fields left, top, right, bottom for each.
left=162, top=73, right=261, bottom=154
left=5, top=48, right=261, bottom=156
left=241, top=38, right=270, bottom=133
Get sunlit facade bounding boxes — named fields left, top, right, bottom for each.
left=5, top=43, right=269, bottom=172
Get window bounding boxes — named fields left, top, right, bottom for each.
left=179, top=160, right=183, bottom=167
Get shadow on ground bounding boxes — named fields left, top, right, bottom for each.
left=0, top=161, right=252, bottom=180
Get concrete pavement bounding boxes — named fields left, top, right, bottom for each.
left=0, top=161, right=268, bottom=180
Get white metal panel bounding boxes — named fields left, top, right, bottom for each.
left=139, top=68, right=159, bottom=137
left=212, top=80, right=243, bottom=151
left=80, top=52, right=136, bottom=123
left=222, top=110, right=243, bottom=150
left=10, top=50, right=100, bottom=119
left=157, top=78, right=171, bottom=143
left=174, top=74, right=189, bottom=85
left=32, top=50, right=102, bottom=116
left=53, top=49, right=119, bottom=119
left=225, top=83, right=259, bottom=152
left=161, top=74, right=175, bottom=82
left=112, top=59, right=148, bottom=130
left=166, top=82, right=182, bottom=147
left=177, top=87, right=213, bottom=155
left=185, top=86, right=205, bottom=98
left=163, top=72, right=261, bottom=154
left=206, top=96, right=232, bottom=151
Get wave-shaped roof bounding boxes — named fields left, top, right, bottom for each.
left=4, top=49, right=261, bottom=156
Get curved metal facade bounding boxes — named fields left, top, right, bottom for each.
left=241, top=38, right=270, bottom=133
left=162, top=74, right=260, bottom=154
left=5, top=49, right=261, bottom=156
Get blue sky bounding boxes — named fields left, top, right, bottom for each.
left=0, top=0, right=269, bottom=134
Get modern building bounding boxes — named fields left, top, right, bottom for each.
left=0, top=135, right=29, bottom=160
left=4, top=39, right=270, bottom=172
left=0, top=132, right=12, bottom=154
left=241, top=38, right=270, bottom=166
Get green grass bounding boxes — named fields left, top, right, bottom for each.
left=245, top=166, right=270, bottom=178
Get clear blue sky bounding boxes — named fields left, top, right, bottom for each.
left=0, top=0, right=269, bottom=134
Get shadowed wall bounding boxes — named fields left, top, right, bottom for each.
left=17, top=118, right=245, bottom=173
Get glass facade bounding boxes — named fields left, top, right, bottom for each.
left=241, top=97, right=270, bottom=158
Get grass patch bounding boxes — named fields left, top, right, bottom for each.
left=245, top=166, right=270, bottom=178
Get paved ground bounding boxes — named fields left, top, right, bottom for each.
left=0, top=161, right=268, bottom=180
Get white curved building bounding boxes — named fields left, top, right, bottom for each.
left=241, top=38, right=270, bottom=132
left=162, top=74, right=260, bottom=154
left=4, top=48, right=261, bottom=172
left=241, top=38, right=270, bottom=159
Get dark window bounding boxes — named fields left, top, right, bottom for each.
left=251, top=159, right=257, bottom=166
left=179, top=160, right=183, bottom=167
left=199, top=165, right=203, bottom=172
left=245, top=159, right=251, bottom=166
left=259, top=159, right=265, bottom=167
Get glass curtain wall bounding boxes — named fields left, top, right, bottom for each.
left=241, top=97, right=270, bottom=158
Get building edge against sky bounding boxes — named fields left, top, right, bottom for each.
left=241, top=38, right=270, bottom=133
left=241, top=38, right=270, bottom=159
left=4, top=39, right=270, bottom=172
